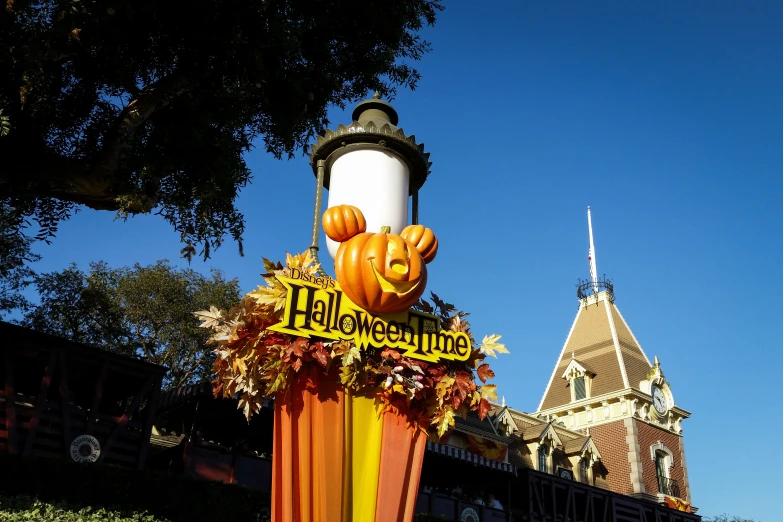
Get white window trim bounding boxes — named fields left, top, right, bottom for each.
left=562, top=359, right=594, bottom=402
left=650, top=441, right=673, bottom=477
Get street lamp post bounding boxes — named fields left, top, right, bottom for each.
left=307, top=93, right=432, bottom=270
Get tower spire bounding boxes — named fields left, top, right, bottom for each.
left=587, top=206, right=599, bottom=295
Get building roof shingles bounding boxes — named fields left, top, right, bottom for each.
left=539, top=295, right=653, bottom=412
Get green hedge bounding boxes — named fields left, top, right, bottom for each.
left=0, top=495, right=168, bottom=522
left=0, top=453, right=270, bottom=522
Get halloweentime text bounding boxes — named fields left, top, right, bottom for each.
left=268, top=269, right=471, bottom=363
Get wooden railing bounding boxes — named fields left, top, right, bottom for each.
left=523, top=469, right=699, bottom=522
left=414, top=468, right=700, bottom=522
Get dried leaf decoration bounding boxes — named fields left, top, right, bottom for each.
left=197, top=251, right=510, bottom=439
left=479, top=334, right=509, bottom=358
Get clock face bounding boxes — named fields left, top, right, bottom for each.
left=559, top=469, right=571, bottom=479
left=651, top=385, right=667, bottom=415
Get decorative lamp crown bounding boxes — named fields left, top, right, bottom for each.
left=306, top=93, right=432, bottom=262
left=308, top=92, right=431, bottom=192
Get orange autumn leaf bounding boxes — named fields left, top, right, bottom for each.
left=476, top=363, right=495, bottom=383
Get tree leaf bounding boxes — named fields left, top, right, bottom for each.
left=476, top=363, right=495, bottom=383
left=479, top=334, right=509, bottom=358
left=478, top=398, right=492, bottom=420
left=193, top=305, right=224, bottom=329
left=479, top=384, right=498, bottom=402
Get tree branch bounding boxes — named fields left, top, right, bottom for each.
left=92, top=70, right=204, bottom=187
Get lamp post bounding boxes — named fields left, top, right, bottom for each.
left=308, top=93, right=432, bottom=269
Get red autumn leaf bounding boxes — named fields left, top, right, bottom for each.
left=476, top=363, right=495, bottom=383
left=454, top=371, right=473, bottom=399
left=478, top=398, right=491, bottom=420
left=286, top=338, right=307, bottom=358
left=312, top=349, right=328, bottom=368
left=292, top=358, right=303, bottom=372
left=427, top=365, right=447, bottom=379
left=381, top=348, right=402, bottom=361
left=212, top=381, right=224, bottom=398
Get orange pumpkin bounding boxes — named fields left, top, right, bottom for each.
left=322, top=205, right=366, bottom=243
left=335, top=225, right=428, bottom=315
left=401, top=224, right=438, bottom=263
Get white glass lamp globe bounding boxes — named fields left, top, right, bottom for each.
left=324, top=147, right=410, bottom=259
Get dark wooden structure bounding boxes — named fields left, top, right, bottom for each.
left=416, top=458, right=700, bottom=522
left=148, top=382, right=273, bottom=491
left=0, top=322, right=166, bottom=468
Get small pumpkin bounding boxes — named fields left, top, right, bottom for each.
left=400, top=224, right=438, bottom=263
left=335, top=225, right=427, bottom=314
left=323, top=205, right=366, bottom=243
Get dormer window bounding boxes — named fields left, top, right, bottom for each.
left=561, top=355, right=595, bottom=403
left=538, top=444, right=549, bottom=473
left=574, top=376, right=586, bottom=400
left=579, top=457, right=590, bottom=483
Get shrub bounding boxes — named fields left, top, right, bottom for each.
left=0, top=495, right=168, bottom=521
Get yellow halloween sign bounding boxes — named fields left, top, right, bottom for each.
left=269, top=269, right=471, bottom=363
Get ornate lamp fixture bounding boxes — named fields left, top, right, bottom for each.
left=307, top=93, right=432, bottom=268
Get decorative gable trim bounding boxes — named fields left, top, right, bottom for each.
left=561, top=358, right=596, bottom=380
left=582, top=437, right=602, bottom=465
left=493, top=407, right=518, bottom=437
left=539, top=422, right=563, bottom=448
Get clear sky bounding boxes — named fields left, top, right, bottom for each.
left=20, top=2, right=783, bottom=520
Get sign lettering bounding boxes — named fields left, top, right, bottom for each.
left=269, top=269, right=471, bottom=363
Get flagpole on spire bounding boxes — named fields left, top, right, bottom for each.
left=587, top=206, right=599, bottom=295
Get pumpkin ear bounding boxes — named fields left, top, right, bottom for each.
left=323, top=205, right=367, bottom=242
left=401, top=225, right=438, bottom=264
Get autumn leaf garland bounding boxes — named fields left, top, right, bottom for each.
left=195, top=251, right=509, bottom=437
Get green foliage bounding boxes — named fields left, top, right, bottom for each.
left=0, top=453, right=270, bottom=522
left=21, top=260, right=240, bottom=387
left=0, top=203, right=40, bottom=316
left=704, top=515, right=758, bottom=522
left=0, top=495, right=168, bottom=522
left=1, top=0, right=443, bottom=259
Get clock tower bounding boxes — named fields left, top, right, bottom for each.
left=534, top=209, right=693, bottom=509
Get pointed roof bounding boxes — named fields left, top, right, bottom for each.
left=537, top=290, right=652, bottom=411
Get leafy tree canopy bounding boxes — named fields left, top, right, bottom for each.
left=0, top=203, right=40, bottom=315
left=0, top=0, right=442, bottom=258
left=704, top=514, right=753, bottom=522
left=21, top=260, right=241, bottom=388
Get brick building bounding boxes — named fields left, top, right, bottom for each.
left=533, top=283, right=693, bottom=511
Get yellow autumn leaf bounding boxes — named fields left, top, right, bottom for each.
left=392, top=384, right=404, bottom=394
left=435, top=375, right=455, bottom=397
left=479, top=384, right=498, bottom=402
left=479, top=334, right=509, bottom=358
left=432, top=406, right=456, bottom=438
left=341, top=346, right=362, bottom=367
left=193, top=305, right=224, bottom=329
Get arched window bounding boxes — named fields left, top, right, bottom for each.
left=538, top=444, right=549, bottom=473
left=655, top=451, right=669, bottom=479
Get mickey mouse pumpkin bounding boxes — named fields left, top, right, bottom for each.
left=323, top=204, right=438, bottom=315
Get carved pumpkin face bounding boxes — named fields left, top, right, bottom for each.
left=334, top=228, right=427, bottom=315
left=323, top=205, right=438, bottom=315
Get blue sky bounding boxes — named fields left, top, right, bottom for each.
left=20, top=2, right=783, bottom=520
